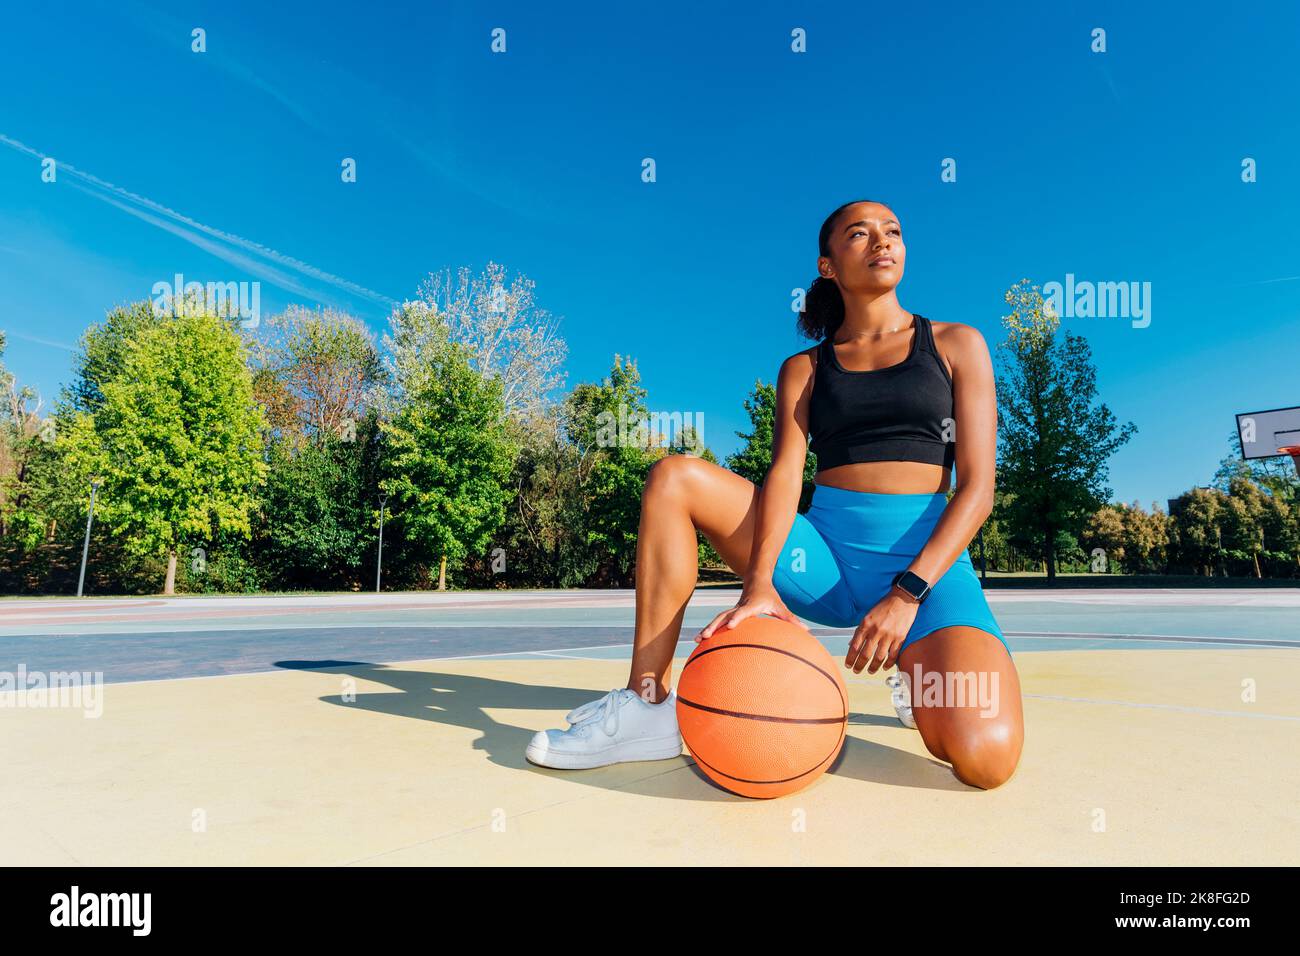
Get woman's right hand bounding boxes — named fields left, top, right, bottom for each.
left=695, top=581, right=809, bottom=642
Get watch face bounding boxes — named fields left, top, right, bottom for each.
left=895, top=571, right=929, bottom=600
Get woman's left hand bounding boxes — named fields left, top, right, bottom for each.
left=844, top=592, right=920, bottom=675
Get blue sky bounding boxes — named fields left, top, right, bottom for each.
left=2, top=0, right=1298, bottom=508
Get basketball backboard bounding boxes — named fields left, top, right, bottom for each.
left=1235, top=406, right=1300, bottom=460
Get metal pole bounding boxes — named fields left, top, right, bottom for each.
left=977, top=525, right=987, bottom=584
left=375, top=495, right=388, bottom=593
left=77, top=480, right=100, bottom=597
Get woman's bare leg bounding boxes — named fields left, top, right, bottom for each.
left=897, top=627, right=1024, bottom=789
left=628, top=455, right=763, bottom=703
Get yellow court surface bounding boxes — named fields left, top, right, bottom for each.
left=1, top=590, right=1297, bottom=866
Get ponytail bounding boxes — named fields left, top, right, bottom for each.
left=796, top=198, right=887, bottom=341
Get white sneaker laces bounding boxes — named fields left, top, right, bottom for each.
left=886, top=673, right=916, bottom=727
left=565, top=688, right=630, bottom=736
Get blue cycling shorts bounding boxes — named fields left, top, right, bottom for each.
left=770, top=483, right=1011, bottom=657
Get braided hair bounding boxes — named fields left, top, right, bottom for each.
left=797, top=198, right=889, bottom=341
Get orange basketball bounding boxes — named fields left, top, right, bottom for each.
left=676, top=615, right=848, bottom=799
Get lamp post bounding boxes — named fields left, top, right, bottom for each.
left=375, top=493, right=388, bottom=593
left=77, top=479, right=101, bottom=598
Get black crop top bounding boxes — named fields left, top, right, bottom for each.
left=807, top=314, right=956, bottom=472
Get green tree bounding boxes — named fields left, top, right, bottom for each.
left=68, top=301, right=167, bottom=413
left=1168, top=487, right=1226, bottom=576
left=1, top=326, right=163, bottom=593
left=242, top=306, right=386, bottom=590
left=561, top=355, right=658, bottom=586
left=416, top=262, right=568, bottom=421
left=379, top=304, right=517, bottom=590
left=60, top=300, right=268, bottom=593
left=254, top=417, right=382, bottom=590
left=6, top=303, right=171, bottom=560
left=978, top=488, right=1014, bottom=572
left=0, top=330, right=49, bottom=544
left=246, top=305, right=384, bottom=444
left=493, top=410, right=598, bottom=587
left=1083, top=501, right=1169, bottom=575
left=995, top=279, right=1136, bottom=580
left=1083, top=504, right=1126, bottom=572
left=1213, top=429, right=1298, bottom=505
left=1123, top=502, right=1170, bottom=574
left=725, top=379, right=818, bottom=511
left=483, top=360, right=724, bottom=588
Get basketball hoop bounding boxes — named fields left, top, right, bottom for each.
left=1280, top=445, right=1300, bottom=476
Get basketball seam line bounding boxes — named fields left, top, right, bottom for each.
left=681, top=641, right=848, bottom=713
left=676, top=695, right=845, bottom=724
left=686, top=731, right=847, bottom=787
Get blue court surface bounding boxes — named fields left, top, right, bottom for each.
left=0, top=589, right=1296, bottom=684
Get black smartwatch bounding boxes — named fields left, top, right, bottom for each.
left=892, top=570, right=932, bottom=604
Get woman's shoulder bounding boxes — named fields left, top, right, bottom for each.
left=776, top=344, right=819, bottom=387
left=930, top=320, right=992, bottom=378
left=931, top=319, right=990, bottom=355
left=784, top=342, right=821, bottom=367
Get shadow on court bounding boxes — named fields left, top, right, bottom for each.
left=276, top=659, right=969, bottom=799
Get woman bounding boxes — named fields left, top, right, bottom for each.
left=526, top=199, right=1024, bottom=790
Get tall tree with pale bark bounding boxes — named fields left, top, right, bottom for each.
left=414, top=262, right=567, bottom=420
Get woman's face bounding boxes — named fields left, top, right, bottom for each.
left=820, top=202, right=905, bottom=294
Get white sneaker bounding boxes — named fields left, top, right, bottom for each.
left=886, top=673, right=917, bottom=729
left=525, top=687, right=683, bottom=770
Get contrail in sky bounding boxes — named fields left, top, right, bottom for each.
left=0, top=132, right=399, bottom=309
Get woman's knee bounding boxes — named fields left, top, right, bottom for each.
left=943, top=722, right=1022, bottom=790
left=645, top=453, right=707, bottom=500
